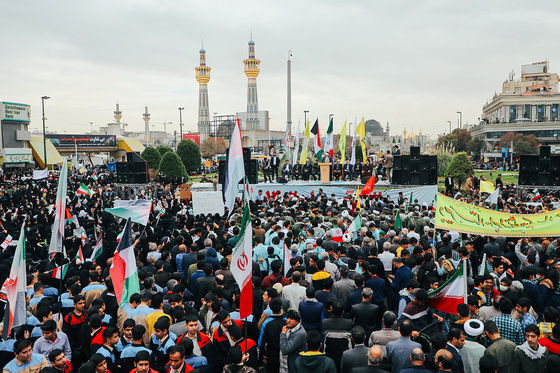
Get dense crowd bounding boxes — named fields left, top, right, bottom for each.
left=1, top=165, right=560, bottom=373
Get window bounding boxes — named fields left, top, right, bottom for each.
left=524, top=104, right=531, bottom=119
left=509, top=105, right=517, bottom=122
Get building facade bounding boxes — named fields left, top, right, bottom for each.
left=0, top=101, right=33, bottom=167
left=472, top=61, right=560, bottom=151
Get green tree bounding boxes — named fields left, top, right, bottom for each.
left=355, top=144, right=364, bottom=162
left=514, top=139, right=535, bottom=155
left=436, top=129, right=472, bottom=152
left=446, top=151, right=473, bottom=188
left=158, top=151, right=188, bottom=179
left=177, top=139, right=202, bottom=172
left=141, top=147, right=162, bottom=170
left=467, top=137, right=484, bottom=158
left=157, top=146, right=173, bottom=157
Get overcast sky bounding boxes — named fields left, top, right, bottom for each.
left=3, top=1, right=560, bottom=140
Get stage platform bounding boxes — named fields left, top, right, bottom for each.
left=247, top=181, right=438, bottom=205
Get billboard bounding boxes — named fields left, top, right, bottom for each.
left=183, top=133, right=200, bottom=146
left=1, top=102, right=30, bottom=122
left=46, top=134, right=117, bottom=148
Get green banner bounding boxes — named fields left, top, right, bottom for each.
left=434, top=194, right=560, bottom=237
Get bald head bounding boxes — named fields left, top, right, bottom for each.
left=410, top=348, right=425, bottom=365
left=435, top=349, right=453, bottom=370
left=367, top=346, right=383, bottom=366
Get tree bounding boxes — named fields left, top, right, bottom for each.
left=500, top=132, right=539, bottom=154
left=177, top=139, right=202, bottom=172
left=158, top=151, right=188, bottom=179
left=446, top=151, right=473, bottom=188
left=200, top=139, right=217, bottom=158
left=355, top=144, right=363, bottom=162
left=436, top=129, right=472, bottom=153
left=514, top=139, right=535, bottom=155
left=157, top=146, right=173, bottom=157
left=141, top=147, right=162, bottom=170
left=467, top=138, right=484, bottom=158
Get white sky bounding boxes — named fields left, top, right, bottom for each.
left=2, top=0, right=560, bottom=140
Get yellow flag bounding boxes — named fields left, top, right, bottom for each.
left=356, top=117, right=367, bottom=162
left=355, top=187, right=361, bottom=210
left=339, top=120, right=347, bottom=163
left=480, top=180, right=495, bottom=194
left=299, top=119, right=310, bottom=163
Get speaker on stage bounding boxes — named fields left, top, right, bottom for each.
left=552, top=172, right=560, bottom=186
left=401, top=156, right=410, bottom=171
left=277, top=177, right=288, bottom=184
left=552, top=156, right=560, bottom=171
left=410, top=172, right=421, bottom=185
left=540, top=145, right=551, bottom=159
left=410, top=160, right=420, bottom=173
left=361, top=177, right=370, bottom=184
left=421, top=155, right=430, bottom=170
left=218, top=160, right=226, bottom=184
left=392, top=170, right=401, bottom=185
left=540, top=160, right=551, bottom=173
left=539, top=172, right=551, bottom=186
left=410, top=146, right=420, bottom=159
left=530, top=155, right=539, bottom=169
left=394, top=156, right=402, bottom=170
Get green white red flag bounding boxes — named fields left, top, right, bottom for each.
left=324, top=117, right=334, bottom=158
left=230, top=192, right=253, bottom=319
left=52, top=263, right=69, bottom=280
left=224, top=119, right=245, bottom=215
left=110, top=218, right=140, bottom=307
left=77, top=183, right=94, bottom=197
left=427, top=261, right=467, bottom=314
left=1, top=225, right=27, bottom=338
left=50, top=159, right=68, bottom=254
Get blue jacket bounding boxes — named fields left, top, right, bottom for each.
left=299, top=299, right=325, bottom=332
left=391, top=265, right=412, bottom=302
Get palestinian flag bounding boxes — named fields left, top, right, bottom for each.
left=76, top=246, right=84, bottom=262
left=532, top=188, right=541, bottom=201
left=88, top=235, right=103, bottom=263
left=91, top=173, right=98, bottom=181
left=52, top=264, right=69, bottom=280
left=110, top=218, right=140, bottom=307
left=231, top=197, right=253, bottom=319
left=77, top=183, right=94, bottom=197
left=310, top=119, right=322, bottom=162
left=428, top=262, right=467, bottom=314
left=324, top=117, right=334, bottom=158
left=80, top=227, right=87, bottom=246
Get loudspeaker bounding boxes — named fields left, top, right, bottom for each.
left=410, top=160, right=420, bottom=173
left=401, top=156, right=410, bottom=171
left=127, top=152, right=144, bottom=163
left=410, top=146, right=420, bottom=159
left=551, top=172, right=560, bottom=186
left=520, top=156, right=530, bottom=171
left=277, top=177, right=288, bottom=184
left=519, top=172, right=529, bottom=185
left=421, top=155, right=430, bottom=170
left=394, top=156, right=402, bottom=170
left=400, top=172, right=410, bottom=185
left=127, top=163, right=134, bottom=173
left=540, top=160, right=551, bottom=173
left=218, top=160, right=226, bottom=184
left=429, top=170, right=437, bottom=185
left=420, top=171, right=430, bottom=185
left=540, top=146, right=551, bottom=159
left=134, top=162, right=146, bottom=173
left=528, top=171, right=539, bottom=186
left=530, top=155, right=540, bottom=169
left=410, top=172, right=421, bottom=185
left=392, top=170, right=401, bottom=185
left=539, top=172, right=550, bottom=186
left=246, top=159, right=258, bottom=184
left=429, top=156, right=437, bottom=171
left=243, top=147, right=252, bottom=163
left=552, top=156, right=560, bottom=171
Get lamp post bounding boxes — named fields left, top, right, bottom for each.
left=304, top=110, right=309, bottom=126
left=457, top=111, right=462, bottom=129
left=213, top=113, right=218, bottom=161
left=447, top=120, right=451, bottom=134
left=178, top=107, right=184, bottom=141
left=41, top=96, right=50, bottom=169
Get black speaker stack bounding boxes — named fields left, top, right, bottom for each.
left=518, top=146, right=560, bottom=186
left=219, top=147, right=258, bottom=187
left=116, top=152, right=148, bottom=184
left=392, top=146, right=437, bottom=185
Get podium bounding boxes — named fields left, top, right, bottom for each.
left=319, top=163, right=332, bottom=183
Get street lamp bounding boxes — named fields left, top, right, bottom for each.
left=304, top=110, right=309, bottom=126
left=457, top=111, right=462, bottom=129
left=41, top=96, right=50, bottom=169
left=178, top=107, right=184, bottom=141
left=447, top=121, right=451, bottom=134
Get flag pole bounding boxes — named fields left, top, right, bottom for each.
left=463, top=258, right=467, bottom=304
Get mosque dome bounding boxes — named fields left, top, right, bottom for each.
left=248, top=40, right=255, bottom=45
left=200, top=48, right=206, bottom=53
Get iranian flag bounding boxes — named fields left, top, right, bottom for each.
left=89, top=233, right=103, bottom=263
left=1, top=225, right=27, bottom=338
left=428, top=261, right=467, bottom=313
left=110, top=218, right=140, bottom=307
left=479, top=253, right=490, bottom=275
left=324, top=117, right=334, bottom=158
left=52, top=263, right=69, bottom=280
left=532, top=188, right=541, bottom=201
left=345, top=215, right=362, bottom=240
left=230, top=198, right=253, bottom=319
left=330, top=227, right=344, bottom=243
left=77, top=183, right=94, bottom=197
left=224, top=119, right=245, bottom=215
left=1, top=235, right=12, bottom=249
left=283, top=243, right=291, bottom=277
left=50, top=159, right=68, bottom=254
left=310, top=119, right=322, bottom=162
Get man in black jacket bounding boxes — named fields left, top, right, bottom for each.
left=350, top=287, right=379, bottom=339
left=260, top=298, right=287, bottom=373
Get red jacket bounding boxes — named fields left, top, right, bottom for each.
left=540, top=337, right=560, bottom=355
left=262, top=273, right=290, bottom=291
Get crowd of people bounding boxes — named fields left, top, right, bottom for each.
left=1, top=164, right=560, bottom=373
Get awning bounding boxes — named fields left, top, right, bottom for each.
left=30, top=136, right=64, bottom=169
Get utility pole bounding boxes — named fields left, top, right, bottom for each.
left=41, top=96, right=50, bottom=169
left=174, top=130, right=177, bottom=151
left=178, top=107, right=184, bottom=141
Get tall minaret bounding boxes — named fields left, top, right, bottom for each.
left=107, top=103, right=122, bottom=136
left=244, top=39, right=261, bottom=130
left=143, top=106, right=150, bottom=145
left=195, top=46, right=211, bottom=141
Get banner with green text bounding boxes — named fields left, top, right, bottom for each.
left=434, top=194, right=560, bottom=237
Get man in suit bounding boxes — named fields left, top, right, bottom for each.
left=282, top=160, right=293, bottom=180
left=351, top=345, right=390, bottom=373
left=369, top=311, right=401, bottom=359
left=270, top=152, right=280, bottom=180
left=350, top=287, right=379, bottom=340
left=384, top=151, right=393, bottom=183
left=302, top=159, right=312, bottom=181
left=262, top=157, right=272, bottom=183
left=386, top=320, right=422, bottom=373
left=495, top=174, right=503, bottom=189
left=341, top=327, right=369, bottom=373
left=292, top=160, right=302, bottom=181
left=445, top=174, right=454, bottom=195
left=354, top=160, right=363, bottom=180
left=343, top=160, right=353, bottom=181
left=333, top=159, right=343, bottom=181
left=401, top=349, right=429, bottom=373
left=445, top=328, right=465, bottom=373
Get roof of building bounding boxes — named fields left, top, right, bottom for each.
left=200, top=48, right=206, bottom=53
left=248, top=40, right=255, bottom=45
